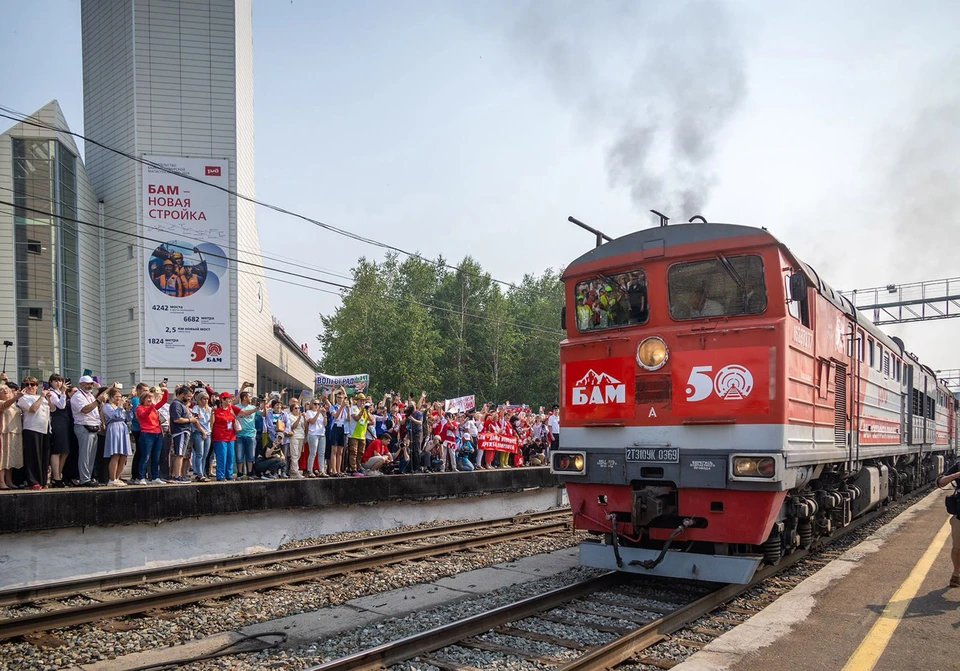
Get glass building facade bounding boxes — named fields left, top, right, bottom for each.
left=12, top=138, right=82, bottom=381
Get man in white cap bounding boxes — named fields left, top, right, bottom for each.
left=71, top=375, right=102, bottom=487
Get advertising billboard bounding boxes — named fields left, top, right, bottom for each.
left=142, top=156, right=231, bottom=368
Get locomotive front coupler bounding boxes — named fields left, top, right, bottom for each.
left=630, top=517, right=696, bottom=570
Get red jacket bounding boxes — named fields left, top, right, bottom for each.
left=439, top=420, right=458, bottom=446
left=135, top=389, right=169, bottom=434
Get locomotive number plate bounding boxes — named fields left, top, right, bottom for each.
left=625, top=447, right=679, bottom=463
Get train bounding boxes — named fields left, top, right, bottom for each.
left=551, top=220, right=958, bottom=583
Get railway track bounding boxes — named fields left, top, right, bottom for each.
left=0, top=509, right=572, bottom=641
left=309, top=490, right=929, bottom=671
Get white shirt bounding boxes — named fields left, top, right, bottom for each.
left=48, top=389, right=67, bottom=411
left=289, top=412, right=305, bottom=439
left=18, top=394, right=51, bottom=433
left=548, top=414, right=560, bottom=434
left=71, top=389, right=101, bottom=426
left=465, top=419, right=480, bottom=438
left=305, top=409, right=325, bottom=436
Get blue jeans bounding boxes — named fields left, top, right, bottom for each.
left=192, top=432, right=211, bottom=477
left=213, top=441, right=235, bottom=481
left=235, top=436, right=255, bottom=473
left=136, top=433, right=163, bottom=480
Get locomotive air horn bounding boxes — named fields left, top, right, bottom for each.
left=568, top=216, right=614, bottom=249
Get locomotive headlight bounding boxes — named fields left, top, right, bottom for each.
left=637, top=337, right=669, bottom=371
left=551, top=451, right=587, bottom=475
left=733, top=456, right=776, bottom=478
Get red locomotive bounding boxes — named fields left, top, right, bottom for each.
left=552, top=220, right=957, bottom=583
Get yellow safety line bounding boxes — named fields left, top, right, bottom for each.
left=842, top=518, right=952, bottom=671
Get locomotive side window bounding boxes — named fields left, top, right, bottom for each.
left=668, top=255, right=767, bottom=320
left=574, top=269, right=648, bottom=332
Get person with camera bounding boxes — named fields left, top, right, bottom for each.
left=191, top=391, right=212, bottom=482
left=211, top=391, right=238, bottom=481
left=132, top=384, right=170, bottom=485
left=305, top=398, right=327, bottom=477
left=347, top=394, right=372, bottom=476
left=102, top=387, right=133, bottom=486
left=0, top=377, right=24, bottom=490
left=169, top=384, right=201, bottom=483
left=128, top=381, right=150, bottom=481
left=936, top=463, right=960, bottom=587
left=71, top=375, right=106, bottom=488
left=17, top=377, right=54, bottom=490
left=252, top=431, right=284, bottom=479
left=234, top=386, right=259, bottom=480
left=360, top=431, right=392, bottom=476
left=265, top=398, right=290, bottom=475
left=328, top=388, right=348, bottom=477
left=47, top=374, right=70, bottom=488
left=286, top=398, right=306, bottom=478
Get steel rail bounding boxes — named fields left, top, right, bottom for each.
left=309, top=486, right=933, bottom=671
left=558, top=488, right=933, bottom=670
left=307, top=573, right=625, bottom=671
left=0, top=509, right=569, bottom=608
left=0, top=519, right=571, bottom=641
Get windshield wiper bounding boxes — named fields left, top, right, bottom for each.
left=716, top=253, right=745, bottom=292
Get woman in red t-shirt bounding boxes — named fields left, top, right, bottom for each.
left=133, top=387, right=169, bottom=484
left=211, top=392, right=238, bottom=481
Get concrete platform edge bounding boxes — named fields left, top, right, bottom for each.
left=672, top=488, right=943, bottom=671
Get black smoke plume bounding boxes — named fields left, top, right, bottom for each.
left=508, top=0, right=747, bottom=219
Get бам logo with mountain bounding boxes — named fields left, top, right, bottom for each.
left=572, top=368, right=627, bottom=406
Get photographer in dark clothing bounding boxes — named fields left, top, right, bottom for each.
left=253, top=439, right=284, bottom=479
left=936, top=462, right=960, bottom=587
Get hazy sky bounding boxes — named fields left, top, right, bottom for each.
left=1, top=1, right=958, bottom=371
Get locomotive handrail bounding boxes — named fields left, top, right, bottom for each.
left=676, top=325, right=776, bottom=336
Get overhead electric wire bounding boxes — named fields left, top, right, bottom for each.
left=0, top=104, right=526, bottom=290
left=0, top=184, right=354, bottom=283
left=0, top=199, right=564, bottom=341
left=0, top=184, right=561, bottom=335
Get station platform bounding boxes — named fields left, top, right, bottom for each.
left=0, top=466, right=556, bottom=534
left=1, top=467, right=563, bottom=590
left=676, top=488, right=959, bottom=671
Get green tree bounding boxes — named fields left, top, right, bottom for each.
left=318, top=255, right=564, bottom=408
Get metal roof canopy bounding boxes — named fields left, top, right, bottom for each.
left=839, top=276, right=960, bottom=325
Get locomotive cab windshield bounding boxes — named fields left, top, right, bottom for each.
left=668, top=254, right=767, bottom=320
left=575, top=270, right=649, bottom=332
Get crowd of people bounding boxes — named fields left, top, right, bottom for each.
left=0, top=374, right=560, bottom=490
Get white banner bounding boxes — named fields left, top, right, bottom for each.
left=142, top=156, right=231, bottom=368
left=444, top=394, right=476, bottom=413
left=316, top=373, right=369, bottom=395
